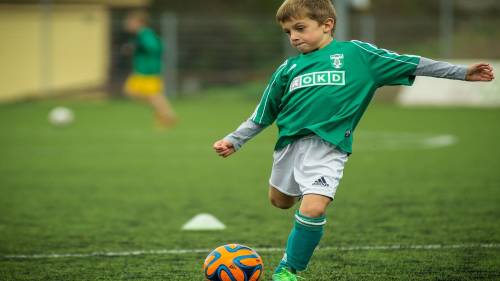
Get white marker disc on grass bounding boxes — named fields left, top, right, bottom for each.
left=182, top=213, right=226, bottom=231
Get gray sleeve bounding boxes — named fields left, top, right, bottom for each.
left=413, top=57, right=468, bottom=80
left=223, top=119, right=266, bottom=151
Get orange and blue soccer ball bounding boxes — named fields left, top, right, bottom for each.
left=203, top=244, right=263, bottom=281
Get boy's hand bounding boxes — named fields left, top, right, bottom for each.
left=466, top=63, right=495, bottom=82
left=121, top=43, right=135, bottom=56
left=213, top=139, right=236, bottom=158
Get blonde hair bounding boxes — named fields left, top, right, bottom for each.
left=276, top=0, right=337, bottom=31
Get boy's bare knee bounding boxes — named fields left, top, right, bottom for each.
left=299, top=195, right=331, bottom=218
left=300, top=205, right=326, bottom=218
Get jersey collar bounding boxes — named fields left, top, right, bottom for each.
left=300, top=39, right=337, bottom=58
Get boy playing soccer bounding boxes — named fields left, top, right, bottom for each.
left=213, top=0, right=494, bottom=280
left=124, top=10, right=177, bottom=128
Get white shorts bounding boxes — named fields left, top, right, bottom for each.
left=269, top=135, right=348, bottom=199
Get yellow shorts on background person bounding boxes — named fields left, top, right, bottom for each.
left=124, top=74, right=163, bottom=97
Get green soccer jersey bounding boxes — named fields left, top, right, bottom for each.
left=133, top=27, right=163, bottom=75
left=250, top=39, right=420, bottom=154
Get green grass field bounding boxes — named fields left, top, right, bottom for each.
left=0, top=93, right=499, bottom=280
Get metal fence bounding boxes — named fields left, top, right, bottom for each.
left=108, top=14, right=286, bottom=97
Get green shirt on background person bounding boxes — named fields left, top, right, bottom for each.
left=132, top=27, right=163, bottom=75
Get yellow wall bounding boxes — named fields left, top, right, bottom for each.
left=0, top=6, right=42, bottom=100
left=0, top=4, right=109, bottom=102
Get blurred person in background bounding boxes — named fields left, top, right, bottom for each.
left=123, top=10, right=177, bottom=128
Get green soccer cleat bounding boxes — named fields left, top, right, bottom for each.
left=272, top=267, right=304, bottom=281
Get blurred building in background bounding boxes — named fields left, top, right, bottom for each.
left=0, top=0, right=499, bottom=102
left=0, top=0, right=150, bottom=102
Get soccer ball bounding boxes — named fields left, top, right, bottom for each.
left=203, top=244, right=263, bottom=281
left=48, top=107, right=74, bottom=127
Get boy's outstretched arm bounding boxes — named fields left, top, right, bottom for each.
left=414, top=57, right=495, bottom=82
left=214, top=60, right=288, bottom=158
left=213, top=119, right=266, bottom=158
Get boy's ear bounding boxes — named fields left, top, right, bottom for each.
left=323, top=18, right=335, bottom=34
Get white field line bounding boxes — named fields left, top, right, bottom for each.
left=2, top=243, right=499, bottom=260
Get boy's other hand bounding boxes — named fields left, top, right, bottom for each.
left=213, top=139, right=236, bottom=158
left=466, top=63, right=495, bottom=82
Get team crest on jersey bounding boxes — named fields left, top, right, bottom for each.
left=330, top=54, right=344, bottom=69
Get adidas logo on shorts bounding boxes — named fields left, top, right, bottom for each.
left=312, top=177, right=329, bottom=187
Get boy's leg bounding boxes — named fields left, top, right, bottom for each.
left=269, top=186, right=297, bottom=210
left=275, top=194, right=330, bottom=274
left=286, top=194, right=330, bottom=271
left=269, top=142, right=301, bottom=210
left=147, top=94, right=177, bottom=127
left=275, top=136, right=348, bottom=276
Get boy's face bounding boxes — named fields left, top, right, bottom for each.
left=125, top=17, right=143, bottom=34
left=280, top=16, right=334, bottom=54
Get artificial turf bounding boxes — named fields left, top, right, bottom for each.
left=0, top=93, right=499, bottom=280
